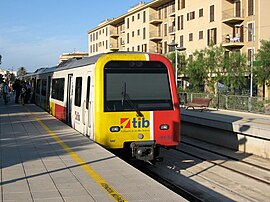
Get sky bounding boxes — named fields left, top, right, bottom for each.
left=0, top=0, right=151, bottom=73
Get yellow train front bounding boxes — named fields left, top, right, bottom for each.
left=94, top=53, right=180, bottom=161
left=31, top=52, right=180, bottom=162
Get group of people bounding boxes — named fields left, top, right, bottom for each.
left=1, top=79, right=32, bottom=105
left=12, top=79, right=32, bottom=105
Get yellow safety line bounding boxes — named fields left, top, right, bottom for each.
left=30, top=111, right=127, bottom=202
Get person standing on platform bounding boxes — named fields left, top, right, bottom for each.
left=25, top=81, right=32, bottom=104
left=20, top=81, right=26, bottom=105
left=3, top=81, right=9, bottom=104
left=12, top=79, right=21, bottom=104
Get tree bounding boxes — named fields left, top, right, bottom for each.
left=185, top=50, right=208, bottom=92
left=204, top=45, right=226, bottom=93
left=222, top=51, right=248, bottom=94
left=254, top=40, right=270, bottom=97
left=17, top=67, right=27, bottom=77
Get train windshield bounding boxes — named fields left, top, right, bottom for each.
left=104, top=61, right=173, bottom=112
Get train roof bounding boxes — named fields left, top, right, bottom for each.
left=56, top=53, right=105, bottom=71
left=55, top=51, right=153, bottom=71
left=29, top=52, right=155, bottom=75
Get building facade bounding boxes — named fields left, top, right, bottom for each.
left=88, top=0, right=270, bottom=96
left=59, top=50, right=88, bottom=64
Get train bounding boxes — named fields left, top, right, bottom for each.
left=24, top=52, right=180, bottom=162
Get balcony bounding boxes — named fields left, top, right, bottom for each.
left=168, top=5, right=175, bottom=17
left=149, top=13, right=162, bottom=25
left=149, top=31, right=162, bottom=41
left=169, top=26, right=176, bottom=35
left=222, top=8, right=244, bottom=24
left=110, top=43, right=119, bottom=51
left=222, top=34, right=244, bottom=49
left=110, top=30, right=119, bottom=38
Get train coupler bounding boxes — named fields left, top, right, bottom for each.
left=130, top=141, right=156, bottom=162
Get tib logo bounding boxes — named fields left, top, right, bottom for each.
left=120, top=117, right=150, bottom=129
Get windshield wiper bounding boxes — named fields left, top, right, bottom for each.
left=122, top=82, right=144, bottom=117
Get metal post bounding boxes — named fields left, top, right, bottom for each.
left=175, top=47, right=178, bottom=87
left=235, top=16, right=255, bottom=98
left=250, top=14, right=254, bottom=98
left=167, top=42, right=186, bottom=88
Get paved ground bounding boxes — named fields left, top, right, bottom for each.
left=0, top=101, right=186, bottom=202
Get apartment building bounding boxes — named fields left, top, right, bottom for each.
left=88, top=0, right=270, bottom=95
left=88, top=0, right=269, bottom=54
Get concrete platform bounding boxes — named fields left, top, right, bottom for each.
left=0, top=101, right=186, bottom=202
left=181, top=107, right=270, bottom=159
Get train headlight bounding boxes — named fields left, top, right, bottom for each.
left=110, top=126, right=120, bottom=132
left=160, top=124, right=169, bottom=130
left=138, top=134, right=144, bottom=139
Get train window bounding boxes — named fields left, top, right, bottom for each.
left=86, top=76, right=91, bottom=109
left=41, top=79, right=47, bottom=96
left=52, top=78, right=65, bottom=101
left=104, top=61, right=173, bottom=112
left=36, top=79, right=41, bottom=95
left=75, top=77, right=82, bottom=107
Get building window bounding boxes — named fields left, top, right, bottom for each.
left=164, top=6, right=167, bottom=18
left=164, top=41, right=167, bottom=54
left=248, top=23, right=253, bottom=41
left=178, top=0, right=185, bottom=10
left=75, top=77, right=82, bottom=107
left=189, top=33, right=193, bottom=41
left=127, top=18, right=129, bottom=29
left=248, top=0, right=254, bottom=16
left=248, top=48, right=253, bottom=66
left=164, top=24, right=167, bottom=36
left=180, top=15, right=184, bottom=30
left=138, top=13, right=140, bottom=20
left=132, top=31, right=134, bottom=37
left=199, top=31, right=203, bottom=39
left=207, top=28, right=217, bottom=45
left=187, top=11, right=195, bottom=21
left=132, top=15, right=134, bottom=22
left=143, top=27, right=146, bottom=39
left=137, top=29, right=140, bottom=36
left=127, top=33, right=129, bottom=44
left=137, top=45, right=140, bottom=51
left=180, top=35, right=184, bottom=47
left=199, top=8, right=203, bottom=17
left=143, top=11, right=146, bottom=23
left=210, top=5, right=215, bottom=22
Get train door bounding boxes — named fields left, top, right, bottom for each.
left=84, top=72, right=94, bottom=139
left=46, top=76, right=51, bottom=112
left=67, top=74, right=73, bottom=126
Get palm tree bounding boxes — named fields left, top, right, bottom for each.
left=17, top=67, right=27, bottom=77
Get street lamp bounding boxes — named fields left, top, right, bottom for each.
left=235, top=18, right=254, bottom=97
left=167, top=42, right=186, bottom=87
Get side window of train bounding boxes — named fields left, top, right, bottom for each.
left=75, top=77, right=82, bottom=107
left=36, top=79, right=41, bottom=95
left=52, top=78, right=65, bottom=101
left=86, top=76, right=91, bottom=109
left=41, top=79, right=47, bottom=96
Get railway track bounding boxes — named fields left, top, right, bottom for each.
left=133, top=136, right=270, bottom=202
